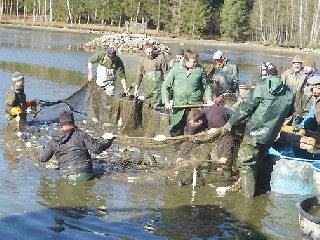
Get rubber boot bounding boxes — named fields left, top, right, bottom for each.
left=240, top=173, right=255, bottom=198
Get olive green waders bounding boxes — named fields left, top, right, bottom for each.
left=237, top=135, right=271, bottom=198
left=61, top=172, right=94, bottom=181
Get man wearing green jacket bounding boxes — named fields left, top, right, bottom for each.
left=221, top=62, right=294, bottom=198
left=161, top=49, right=214, bottom=136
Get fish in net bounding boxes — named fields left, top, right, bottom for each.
left=2, top=82, right=244, bottom=190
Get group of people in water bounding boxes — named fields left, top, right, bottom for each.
left=5, top=42, right=320, bottom=198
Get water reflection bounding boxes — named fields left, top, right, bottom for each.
left=0, top=26, right=311, bottom=239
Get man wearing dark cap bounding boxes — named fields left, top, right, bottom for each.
left=40, top=111, right=114, bottom=181
left=88, top=47, right=129, bottom=96
left=5, top=72, right=36, bottom=129
left=281, top=55, right=307, bottom=116
left=220, top=62, right=294, bottom=198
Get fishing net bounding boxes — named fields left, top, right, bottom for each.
left=2, top=82, right=244, bottom=189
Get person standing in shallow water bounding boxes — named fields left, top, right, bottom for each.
left=88, top=47, right=129, bottom=96
left=5, top=72, right=36, bottom=130
left=281, top=55, right=307, bottom=122
left=134, top=43, right=168, bottom=108
left=40, top=111, right=114, bottom=181
left=220, top=62, right=294, bottom=198
left=161, top=49, right=214, bottom=136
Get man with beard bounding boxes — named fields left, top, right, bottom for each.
left=281, top=55, right=307, bottom=120
left=5, top=72, right=36, bottom=129
left=134, top=43, right=168, bottom=108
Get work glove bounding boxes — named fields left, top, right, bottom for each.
left=102, top=132, right=114, bottom=140
left=11, top=107, right=22, bottom=116
left=27, top=99, right=37, bottom=107
left=220, top=122, right=232, bottom=135
left=213, top=97, right=221, bottom=104
left=293, top=123, right=304, bottom=132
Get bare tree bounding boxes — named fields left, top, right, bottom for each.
left=66, top=0, right=73, bottom=25
left=156, top=0, right=161, bottom=32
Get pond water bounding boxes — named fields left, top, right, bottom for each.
left=0, top=25, right=314, bottom=239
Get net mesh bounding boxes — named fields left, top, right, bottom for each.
left=2, top=82, right=244, bottom=189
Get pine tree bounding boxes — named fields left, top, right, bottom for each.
left=220, top=0, right=250, bottom=41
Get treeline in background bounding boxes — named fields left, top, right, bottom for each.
left=1, top=0, right=320, bottom=48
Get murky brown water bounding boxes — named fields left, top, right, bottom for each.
left=0, top=25, right=314, bottom=239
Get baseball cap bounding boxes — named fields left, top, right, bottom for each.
left=213, top=50, right=223, bottom=60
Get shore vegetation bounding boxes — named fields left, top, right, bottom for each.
left=1, top=0, right=320, bottom=49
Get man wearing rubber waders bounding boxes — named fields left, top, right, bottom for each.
left=88, top=47, right=129, bottom=96
left=161, top=49, right=214, bottom=136
left=5, top=72, right=37, bottom=131
left=220, top=62, right=294, bottom=198
left=40, top=111, right=114, bottom=181
left=134, top=43, right=168, bottom=108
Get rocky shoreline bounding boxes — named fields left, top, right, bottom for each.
left=84, top=33, right=172, bottom=55
left=2, top=22, right=320, bottom=56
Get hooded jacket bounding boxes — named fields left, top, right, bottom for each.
left=228, top=76, right=294, bottom=145
left=5, top=86, right=27, bottom=123
left=40, top=127, right=112, bottom=175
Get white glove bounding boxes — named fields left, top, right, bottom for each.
left=102, top=132, right=114, bottom=140
left=26, top=107, right=32, bottom=114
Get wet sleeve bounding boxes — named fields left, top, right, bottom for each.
left=82, top=131, right=112, bottom=154
left=116, top=58, right=126, bottom=79
left=160, top=55, right=168, bottom=75
left=40, top=141, right=55, bottom=162
left=228, top=84, right=262, bottom=126
left=135, top=58, right=144, bottom=87
left=201, top=68, right=213, bottom=101
left=161, top=68, right=175, bottom=104
left=5, top=91, right=15, bottom=115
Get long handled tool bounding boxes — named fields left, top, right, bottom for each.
left=155, top=104, right=211, bottom=111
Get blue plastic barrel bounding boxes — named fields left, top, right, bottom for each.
left=312, top=162, right=320, bottom=193
left=269, top=156, right=314, bottom=195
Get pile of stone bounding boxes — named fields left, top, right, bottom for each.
left=84, top=33, right=171, bottom=55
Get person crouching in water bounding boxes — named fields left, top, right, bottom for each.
left=40, top=111, right=114, bottom=181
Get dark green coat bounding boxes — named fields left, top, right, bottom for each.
left=5, top=86, right=27, bottom=126
left=228, top=76, right=294, bottom=145
left=89, top=50, right=126, bottom=79
left=161, top=61, right=213, bottom=129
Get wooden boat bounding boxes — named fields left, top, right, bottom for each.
left=297, top=195, right=320, bottom=239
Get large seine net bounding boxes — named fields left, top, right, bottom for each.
left=2, top=82, right=244, bottom=188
